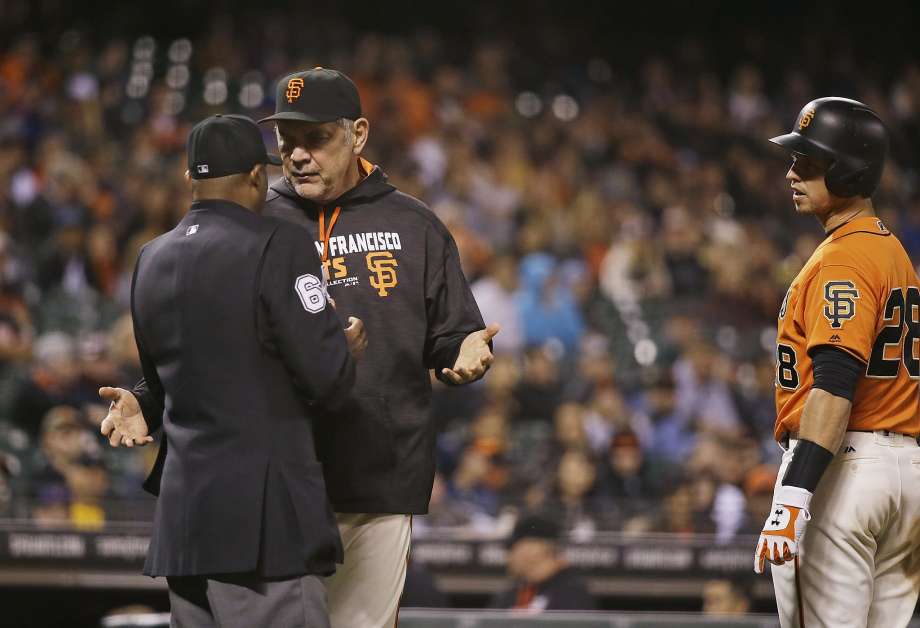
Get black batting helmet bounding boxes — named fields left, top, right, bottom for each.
left=770, top=97, right=888, bottom=198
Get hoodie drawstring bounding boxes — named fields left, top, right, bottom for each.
left=318, top=206, right=342, bottom=262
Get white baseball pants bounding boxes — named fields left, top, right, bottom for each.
left=771, top=431, right=920, bottom=628
left=325, top=513, right=412, bottom=628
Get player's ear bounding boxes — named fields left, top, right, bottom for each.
left=353, top=118, right=369, bottom=155
left=184, top=170, right=191, bottom=182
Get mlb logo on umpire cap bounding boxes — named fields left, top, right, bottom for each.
left=187, top=114, right=281, bottom=180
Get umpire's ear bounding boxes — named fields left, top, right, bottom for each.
left=249, top=163, right=266, bottom=188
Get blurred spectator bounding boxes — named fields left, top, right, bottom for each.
left=0, top=451, right=18, bottom=517
left=447, top=438, right=509, bottom=525
left=10, top=332, right=89, bottom=437
left=74, top=331, right=123, bottom=427
left=651, top=478, right=717, bottom=536
left=702, top=578, right=753, bottom=616
left=65, top=456, right=109, bottom=530
left=528, top=450, right=602, bottom=540
left=739, top=464, right=780, bottom=535
left=108, top=312, right=143, bottom=385
left=596, top=430, right=664, bottom=527
left=561, top=333, right=617, bottom=404
left=491, top=514, right=595, bottom=611
left=511, top=346, right=562, bottom=423
left=552, top=402, right=589, bottom=454
left=706, top=436, right=759, bottom=542
left=471, top=254, right=523, bottom=355
left=673, top=343, right=742, bottom=435
left=515, top=253, right=585, bottom=354
left=582, top=385, right=651, bottom=455
left=413, top=472, right=474, bottom=534
left=640, top=370, right=697, bottom=464
left=0, top=232, right=33, bottom=366
left=29, top=405, right=108, bottom=528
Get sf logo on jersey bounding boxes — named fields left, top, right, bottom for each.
left=823, top=280, right=860, bottom=329
left=366, top=252, right=399, bottom=297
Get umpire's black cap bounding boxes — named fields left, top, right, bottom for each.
left=187, top=114, right=281, bottom=180
left=259, top=67, right=362, bottom=124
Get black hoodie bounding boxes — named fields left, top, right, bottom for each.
left=130, top=159, right=484, bottom=514
left=262, top=160, right=485, bottom=513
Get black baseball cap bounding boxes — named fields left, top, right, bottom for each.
left=187, top=114, right=282, bottom=180
left=259, top=67, right=362, bottom=124
left=507, top=514, right=561, bottom=548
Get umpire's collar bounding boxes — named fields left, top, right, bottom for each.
left=189, top=199, right=255, bottom=215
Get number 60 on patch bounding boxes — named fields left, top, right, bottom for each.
left=294, top=273, right=327, bottom=313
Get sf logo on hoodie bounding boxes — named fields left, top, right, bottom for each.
left=366, top=252, right=399, bottom=296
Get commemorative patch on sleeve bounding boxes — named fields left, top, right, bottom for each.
left=823, top=280, right=859, bottom=329
left=294, top=273, right=326, bottom=314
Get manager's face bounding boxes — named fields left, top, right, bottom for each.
left=276, top=119, right=360, bottom=204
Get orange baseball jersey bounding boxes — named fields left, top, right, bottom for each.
left=774, top=216, right=920, bottom=440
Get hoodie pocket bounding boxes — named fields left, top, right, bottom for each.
left=316, top=395, right=398, bottom=504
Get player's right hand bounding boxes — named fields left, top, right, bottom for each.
left=98, top=387, right=152, bottom=448
left=753, top=485, right=812, bottom=574
left=344, top=316, right=367, bottom=359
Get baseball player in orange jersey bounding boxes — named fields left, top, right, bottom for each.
left=753, top=97, right=920, bottom=628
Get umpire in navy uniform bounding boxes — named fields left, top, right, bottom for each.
left=116, top=114, right=361, bottom=627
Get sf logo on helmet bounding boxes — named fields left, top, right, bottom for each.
left=798, top=107, right=816, bottom=130
left=823, top=280, right=860, bottom=329
left=366, top=252, right=399, bottom=297
left=286, top=78, right=304, bottom=103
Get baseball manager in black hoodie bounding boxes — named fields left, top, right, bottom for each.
left=101, top=68, right=498, bottom=627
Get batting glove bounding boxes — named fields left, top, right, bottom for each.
left=753, top=485, right=812, bottom=574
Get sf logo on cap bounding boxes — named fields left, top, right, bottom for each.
left=286, top=78, right=304, bottom=103
left=799, top=107, right=816, bottom=130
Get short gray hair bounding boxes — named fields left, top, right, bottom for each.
left=340, top=118, right=355, bottom=145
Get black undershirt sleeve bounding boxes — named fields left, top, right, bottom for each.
left=782, top=439, right=834, bottom=492
left=780, top=346, right=863, bottom=492
left=810, top=345, right=863, bottom=402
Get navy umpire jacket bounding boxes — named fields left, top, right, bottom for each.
left=135, top=161, right=485, bottom=515
left=133, top=199, right=354, bottom=578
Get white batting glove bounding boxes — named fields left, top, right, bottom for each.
left=753, top=485, right=812, bottom=574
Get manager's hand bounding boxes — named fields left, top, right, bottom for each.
left=441, top=322, right=500, bottom=384
left=98, top=387, right=153, bottom=448
left=344, top=316, right=367, bottom=359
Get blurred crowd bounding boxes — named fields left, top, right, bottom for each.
left=1, top=10, right=919, bottom=541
